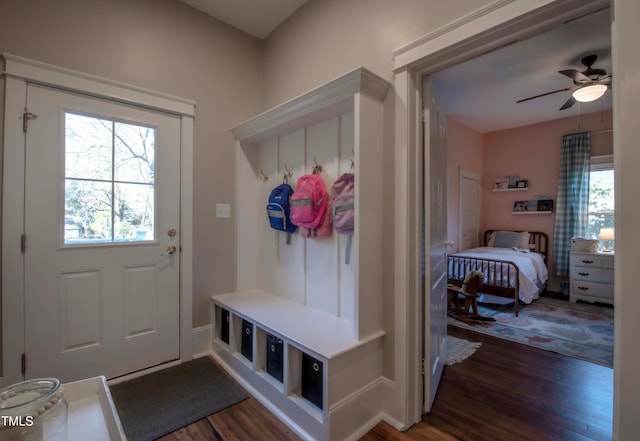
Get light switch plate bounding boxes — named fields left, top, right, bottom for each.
left=216, top=203, right=231, bottom=219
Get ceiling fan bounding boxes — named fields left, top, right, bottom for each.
left=516, top=54, right=612, bottom=110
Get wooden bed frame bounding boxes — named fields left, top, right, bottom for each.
left=447, top=230, right=549, bottom=316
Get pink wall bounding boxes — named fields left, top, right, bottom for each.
left=447, top=118, right=483, bottom=253
left=447, top=111, right=613, bottom=279
left=481, top=110, right=613, bottom=275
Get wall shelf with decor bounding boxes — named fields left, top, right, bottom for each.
left=513, top=211, right=553, bottom=215
left=492, top=187, right=528, bottom=192
left=513, top=199, right=553, bottom=214
left=493, top=176, right=528, bottom=191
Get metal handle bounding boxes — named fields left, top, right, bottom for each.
left=578, top=272, right=590, bottom=276
left=578, top=286, right=589, bottom=290
left=312, top=362, right=320, bottom=372
left=582, top=260, right=594, bottom=264
left=161, top=245, right=177, bottom=256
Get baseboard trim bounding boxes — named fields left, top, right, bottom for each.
left=192, top=324, right=213, bottom=358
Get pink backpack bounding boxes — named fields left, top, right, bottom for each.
left=290, top=171, right=332, bottom=238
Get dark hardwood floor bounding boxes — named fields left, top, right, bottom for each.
left=159, top=323, right=613, bottom=441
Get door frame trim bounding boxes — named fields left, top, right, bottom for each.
left=1, top=53, right=195, bottom=385
left=391, top=0, right=611, bottom=428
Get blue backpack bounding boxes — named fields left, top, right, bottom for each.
left=267, top=181, right=297, bottom=244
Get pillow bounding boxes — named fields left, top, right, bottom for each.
left=491, top=230, right=530, bottom=249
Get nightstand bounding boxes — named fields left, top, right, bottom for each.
left=569, top=251, right=614, bottom=305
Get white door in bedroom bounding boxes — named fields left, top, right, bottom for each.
left=459, top=168, right=481, bottom=251
left=23, top=84, right=181, bottom=383
left=423, top=78, right=448, bottom=412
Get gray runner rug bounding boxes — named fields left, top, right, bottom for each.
left=110, top=357, right=248, bottom=441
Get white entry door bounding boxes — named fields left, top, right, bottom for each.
left=458, top=168, right=481, bottom=251
left=24, top=84, right=181, bottom=382
left=423, top=78, right=448, bottom=412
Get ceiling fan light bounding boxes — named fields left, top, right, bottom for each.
left=572, top=84, right=607, bottom=102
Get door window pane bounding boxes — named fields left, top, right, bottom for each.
left=114, top=121, right=155, bottom=184
left=64, top=112, right=155, bottom=245
left=114, top=183, right=155, bottom=241
left=65, top=113, right=113, bottom=181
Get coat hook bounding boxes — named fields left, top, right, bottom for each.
left=259, top=169, right=269, bottom=182
left=313, top=157, right=323, bottom=173
left=283, top=163, right=293, bottom=179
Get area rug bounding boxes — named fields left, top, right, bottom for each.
left=448, top=296, right=614, bottom=367
left=446, top=336, right=482, bottom=365
left=110, top=357, right=248, bottom=441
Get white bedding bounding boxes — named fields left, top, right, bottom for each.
left=448, top=247, right=548, bottom=304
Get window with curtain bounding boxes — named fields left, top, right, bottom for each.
left=553, top=132, right=591, bottom=277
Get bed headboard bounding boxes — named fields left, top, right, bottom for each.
left=484, top=230, right=549, bottom=259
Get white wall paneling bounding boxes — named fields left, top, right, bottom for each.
left=214, top=67, right=390, bottom=441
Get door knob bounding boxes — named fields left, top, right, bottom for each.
left=161, top=245, right=177, bottom=256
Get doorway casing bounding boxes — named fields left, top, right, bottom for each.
left=390, top=0, right=631, bottom=434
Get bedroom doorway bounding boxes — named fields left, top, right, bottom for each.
left=393, top=0, right=619, bottom=429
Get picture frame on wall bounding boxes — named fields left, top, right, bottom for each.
left=494, top=177, right=509, bottom=189
left=507, top=175, right=519, bottom=188
left=537, top=199, right=554, bottom=212
left=516, top=179, right=528, bottom=188
left=513, top=200, right=537, bottom=212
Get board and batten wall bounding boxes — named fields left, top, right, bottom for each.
left=236, top=113, right=357, bottom=322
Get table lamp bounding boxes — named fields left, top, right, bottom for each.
left=599, top=228, right=615, bottom=252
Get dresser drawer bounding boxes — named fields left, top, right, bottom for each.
left=571, top=267, right=614, bottom=284
left=571, top=280, right=614, bottom=300
left=572, top=255, right=607, bottom=268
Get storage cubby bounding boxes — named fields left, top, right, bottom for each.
left=213, top=305, right=230, bottom=345
left=211, top=67, right=390, bottom=441
left=301, top=352, right=323, bottom=410
left=266, top=334, right=284, bottom=383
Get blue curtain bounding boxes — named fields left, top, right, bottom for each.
left=553, top=132, right=591, bottom=277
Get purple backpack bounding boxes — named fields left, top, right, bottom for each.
left=331, top=173, right=355, bottom=262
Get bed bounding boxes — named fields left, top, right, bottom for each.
left=447, top=230, right=549, bottom=316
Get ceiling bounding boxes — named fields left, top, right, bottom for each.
left=179, top=0, right=308, bottom=39
left=431, top=7, right=612, bottom=133
left=179, top=1, right=611, bottom=133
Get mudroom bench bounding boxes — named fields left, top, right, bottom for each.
left=211, top=289, right=385, bottom=441
left=212, top=67, right=390, bottom=441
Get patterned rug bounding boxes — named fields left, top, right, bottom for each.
left=446, top=336, right=482, bottom=365
left=448, top=296, right=614, bottom=367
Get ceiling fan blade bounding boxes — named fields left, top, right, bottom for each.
left=516, top=87, right=571, bottom=103
left=559, top=69, right=591, bottom=83
left=598, top=74, right=612, bottom=85
left=559, top=96, right=576, bottom=110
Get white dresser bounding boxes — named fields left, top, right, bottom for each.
left=569, top=251, right=614, bottom=305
